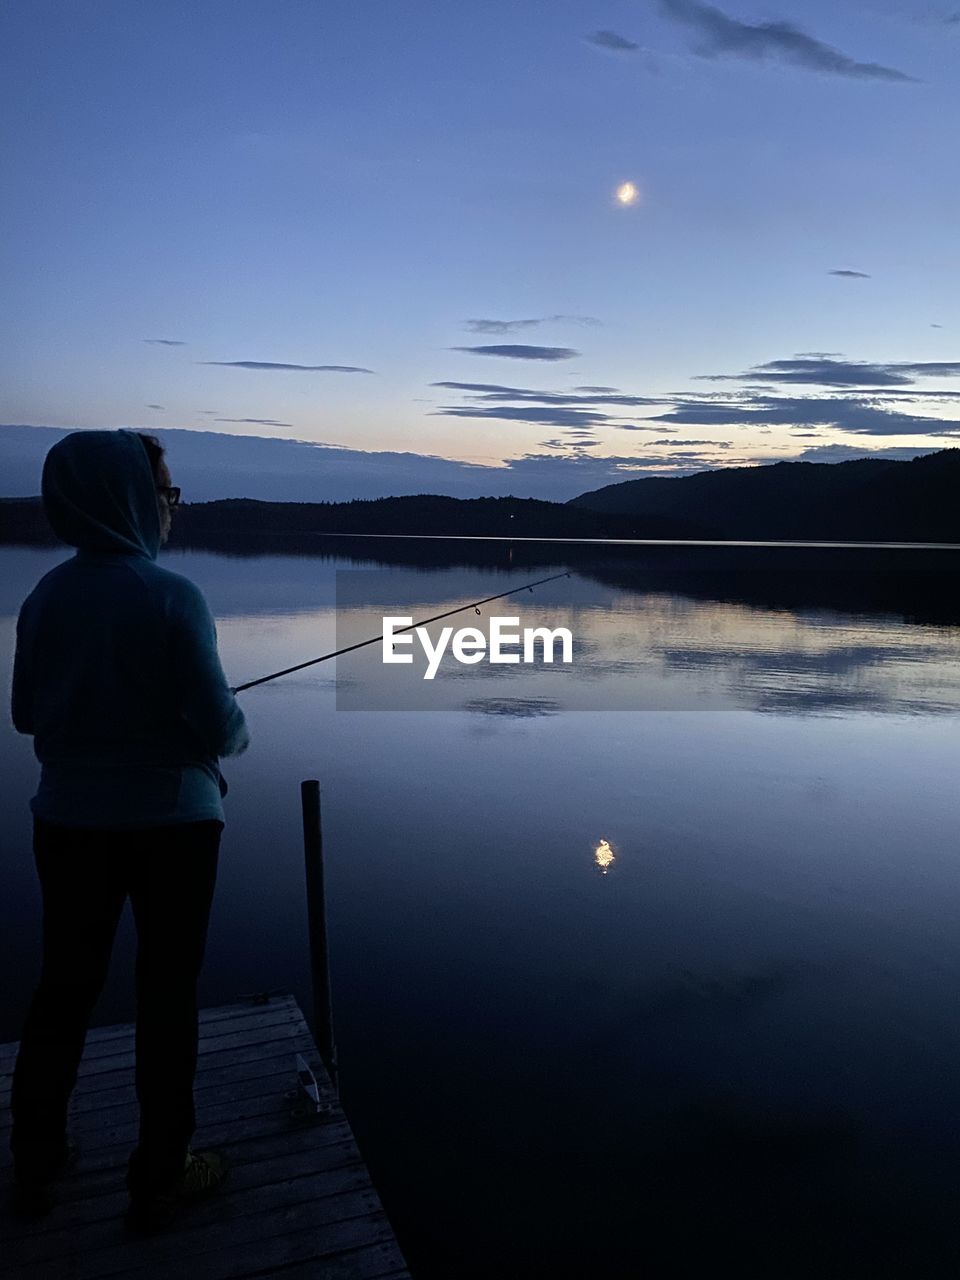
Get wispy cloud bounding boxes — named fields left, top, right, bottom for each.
left=432, top=381, right=662, bottom=406
left=585, top=30, right=640, bottom=52
left=539, top=437, right=602, bottom=450
left=450, top=345, right=580, bottom=361
left=434, top=357, right=960, bottom=448
left=648, top=438, right=733, bottom=447
left=215, top=417, right=293, bottom=428
left=464, top=315, right=600, bottom=335
left=658, top=0, right=916, bottom=81
left=436, top=405, right=617, bottom=429
left=697, top=356, right=960, bottom=387
left=829, top=268, right=871, bottom=278
left=653, top=394, right=960, bottom=436
left=615, top=424, right=679, bottom=433
left=770, top=444, right=942, bottom=464
left=144, top=338, right=186, bottom=346
left=200, top=360, right=374, bottom=373
left=146, top=404, right=165, bottom=411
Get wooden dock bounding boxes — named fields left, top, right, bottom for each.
left=0, top=993, right=411, bottom=1279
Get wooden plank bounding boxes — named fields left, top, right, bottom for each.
left=183, top=1243, right=411, bottom=1280
left=3, top=1209, right=399, bottom=1280
left=0, top=1006, right=302, bottom=1072
left=0, top=1097, right=355, bottom=1179
left=2, top=1124, right=362, bottom=1237
left=3, top=1106, right=355, bottom=1179
left=1, top=1029, right=319, bottom=1096
left=5, top=1103, right=350, bottom=1175
left=0, top=1038, right=320, bottom=1122
left=0, top=997, right=408, bottom=1280
left=0, top=988, right=293, bottom=1049
left=4, top=1137, right=366, bottom=1242
left=67, top=995, right=298, bottom=1050
left=1, top=1050, right=319, bottom=1116
left=3, top=1168, right=378, bottom=1269
left=221, top=1246, right=411, bottom=1280
left=1, top=1058, right=335, bottom=1140
left=97, top=995, right=296, bottom=1039
left=0, top=1006, right=304, bottom=1075
left=1, top=1072, right=326, bottom=1144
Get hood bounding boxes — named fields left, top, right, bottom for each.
left=42, top=430, right=161, bottom=558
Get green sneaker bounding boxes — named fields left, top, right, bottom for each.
left=181, top=1149, right=229, bottom=1197
left=126, top=1149, right=229, bottom=1235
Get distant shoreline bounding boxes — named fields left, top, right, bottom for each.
left=311, top=531, right=960, bottom=552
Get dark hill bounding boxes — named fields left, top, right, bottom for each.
left=568, top=449, right=960, bottom=542
left=0, top=493, right=693, bottom=547
left=172, top=494, right=695, bottom=541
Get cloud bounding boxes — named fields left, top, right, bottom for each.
left=575, top=385, right=620, bottom=393
left=648, top=450, right=730, bottom=463
left=146, top=404, right=165, bottom=411
left=450, top=345, right=580, bottom=361
left=433, top=377, right=676, bottom=430
left=143, top=338, right=186, bottom=346
left=615, top=424, right=679, bottom=433
left=766, top=444, right=942, bottom=464
left=432, top=381, right=662, bottom=406
left=931, top=323, right=943, bottom=328
left=585, top=30, right=640, bottom=52
left=435, top=405, right=617, bottom=429
left=0, top=424, right=707, bottom=503
left=463, top=316, right=600, bottom=335
left=653, top=393, right=960, bottom=436
left=829, top=269, right=871, bottom=278
left=658, top=0, right=916, bottom=81
left=538, top=437, right=602, bottom=450
left=200, top=360, right=374, bottom=373
left=697, top=356, right=960, bottom=387
left=215, top=417, right=294, bottom=428
left=647, top=438, right=733, bottom=447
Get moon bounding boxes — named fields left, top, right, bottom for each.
left=615, top=181, right=640, bottom=207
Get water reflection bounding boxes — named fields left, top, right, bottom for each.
left=594, top=838, right=615, bottom=875
left=4, top=543, right=960, bottom=1274
left=4, top=547, right=959, bottom=719
left=462, top=698, right=560, bottom=718
left=334, top=574, right=960, bottom=715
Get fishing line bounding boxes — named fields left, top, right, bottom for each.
left=232, top=571, right=571, bottom=693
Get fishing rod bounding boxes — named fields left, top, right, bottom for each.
left=232, top=570, right=572, bottom=693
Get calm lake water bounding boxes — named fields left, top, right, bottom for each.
left=3, top=540, right=960, bottom=1277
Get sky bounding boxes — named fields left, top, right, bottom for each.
left=2, top=0, right=960, bottom=499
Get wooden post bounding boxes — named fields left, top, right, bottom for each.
left=301, top=779, right=338, bottom=1091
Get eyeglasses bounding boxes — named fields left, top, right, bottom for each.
left=157, top=485, right=181, bottom=507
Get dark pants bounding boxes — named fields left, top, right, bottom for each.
left=10, top=817, right=222, bottom=1196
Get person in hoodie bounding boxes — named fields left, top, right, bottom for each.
left=9, top=429, right=250, bottom=1230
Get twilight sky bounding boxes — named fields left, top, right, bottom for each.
left=2, top=0, right=959, bottom=496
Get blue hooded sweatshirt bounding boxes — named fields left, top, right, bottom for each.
left=11, top=430, right=249, bottom=828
